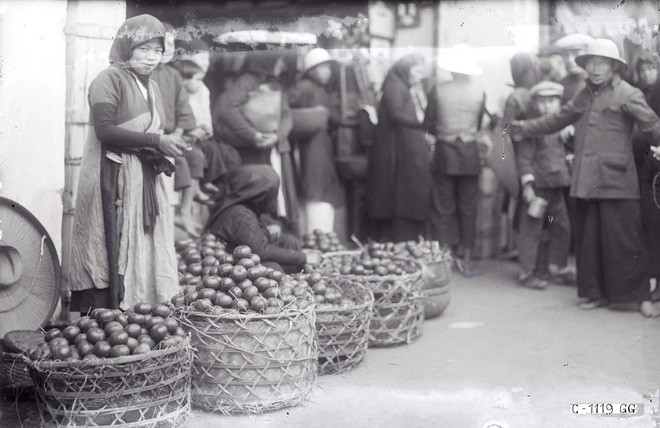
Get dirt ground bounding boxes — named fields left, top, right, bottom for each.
left=2, top=259, right=659, bottom=427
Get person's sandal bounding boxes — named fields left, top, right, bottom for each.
left=639, top=300, right=660, bottom=318
left=579, top=299, right=608, bottom=310
left=551, top=271, right=577, bottom=286
left=519, top=274, right=547, bottom=290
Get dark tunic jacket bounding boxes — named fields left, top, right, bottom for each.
left=520, top=75, right=660, bottom=200
left=289, top=77, right=345, bottom=206
left=367, top=61, right=431, bottom=221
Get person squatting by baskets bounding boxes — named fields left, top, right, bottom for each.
left=70, top=15, right=186, bottom=313
left=367, top=53, right=432, bottom=243
left=289, top=48, right=346, bottom=235
left=205, top=165, right=320, bottom=273
left=515, top=81, right=575, bottom=290
left=510, top=38, right=660, bottom=317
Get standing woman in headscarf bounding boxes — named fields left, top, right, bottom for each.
left=213, top=50, right=299, bottom=232
left=70, top=15, right=188, bottom=313
left=367, top=54, right=431, bottom=241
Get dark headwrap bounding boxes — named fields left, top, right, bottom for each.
left=384, top=54, right=425, bottom=88
left=510, top=52, right=540, bottom=89
left=206, top=165, right=279, bottom=229
left=242, top=50, right=284, bottom=77
left=109, top=14, right=165, bottom=66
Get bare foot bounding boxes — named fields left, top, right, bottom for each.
left=639, top=300, right=660, bottom=318
left=579, top=299, right=608, bottom=310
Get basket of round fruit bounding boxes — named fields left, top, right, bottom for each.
left=296, top=272, right=374, bottom=375
left=302, top=230, right=346, bottom=253
left=382, top=240, right=453, bottom=319
left=24, top=304, right=193, bottom=428
left=316, top=249, right=425, bottom=347
left=170, top=245, right=318, bottom=415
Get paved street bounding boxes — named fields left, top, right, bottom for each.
left=2, top=259, right=659, bottom=427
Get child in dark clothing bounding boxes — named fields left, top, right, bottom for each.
left=205, top=165, right=318, bottom=273
left=516, top=81, right=575, bottom=289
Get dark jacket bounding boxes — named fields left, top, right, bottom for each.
left=289, top=77, right=345, bottom=206
left=206, top=165, right=306, bottom=268
left=516, top=131, right=571, bottom=189
left=367, top=55, right=431, bottom=221
left=561, top=72, right=587, bottom=104
left=519, top=75, right=660, bottom=199
left=424, top=79, right=486, bottom=176
left=150, top=63, right=196, bottom=134
left=213, top=72, right=293, bottom=165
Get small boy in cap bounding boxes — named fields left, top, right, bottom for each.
left=516, top=81, right=574, bottom=289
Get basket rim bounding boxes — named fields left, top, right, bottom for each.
left=174, top=301, right=315, bottom=321
left=313, top=280, right=374, bottom=314
left=30, top=336, right=191, bottom=370
left=320, top=252, right=423, bottom=281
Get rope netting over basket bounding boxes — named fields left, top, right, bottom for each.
left=315, top=278, right=374, bottom=375
left=318, top=251, right=425, bottom=347
left=175, top=305, right=318, bottom=415
left=0, top=330, right=44, bottom=392
left=28, top=339, right=193, bottom=427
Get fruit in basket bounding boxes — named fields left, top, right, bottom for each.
left=45, top=328, right=62, bottom=342
left=302, top=230, right=345, bottom=252
left=108, top=331, right=129, bottom=346
left=232, top=245, right=252, bottom=260
left=77, top=341, right=94, bottom=357
left=133, top=343, right=152, bottom=355
left=51, top=345, right=73, bottom=361
left=110, top=345, right=131, bottom=358
left=62, top=326, right=81, bottom=343
left=134, top=303, right=152, bottom=315
left=86, top=328, right=106, bottom=345
left=149, top=324, right=169, bottom=342
left=93, top=341, right=112, bottom=358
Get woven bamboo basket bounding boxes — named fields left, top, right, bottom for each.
left=0, top=330, right=44, bottom=393
left=28, top=338, right=193, bottom=428
left=315, top=278, right=374, bottom=375
left=175, top=304, right=318, bottom=415
left=318, top=251, right=425, bottom=347
left=421, top=260, right=452, bottom=319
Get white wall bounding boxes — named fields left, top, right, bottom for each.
left=438, top=0, right=540, bottom=111
left=0, top=1, right=67, bottom=257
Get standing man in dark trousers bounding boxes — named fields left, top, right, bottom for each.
left=510, top=39, right=660, bottom=317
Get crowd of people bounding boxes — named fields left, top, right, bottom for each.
left=68, top=14, right=660, bottom=319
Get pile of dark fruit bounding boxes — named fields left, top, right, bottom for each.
left=27, top=303, right=186, bottom=362
left=302, top=230, right=345, bottom=253
left=171, top=244, right=313, bottom=315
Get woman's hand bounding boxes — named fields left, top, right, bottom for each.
left=266, top=224, right=282, bottom=240
left=303, top=249, right=322, bottom=266
left=522, top=183, right=536, bottom=203
left=255, top=132, right=278, bottom=149
left=159, top=134, right=189, bottom=157
left=507, top=120, right=525, bottom=142
left=651, top=145, right=660, bottom=161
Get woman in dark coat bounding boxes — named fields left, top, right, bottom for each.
left=367, top=54, right=431, bottom=241
left=213, top=50, right=299, bottom=232
left=289, top=48, right=345, bottom=234
left=205, top=165, right=313, bottom=273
